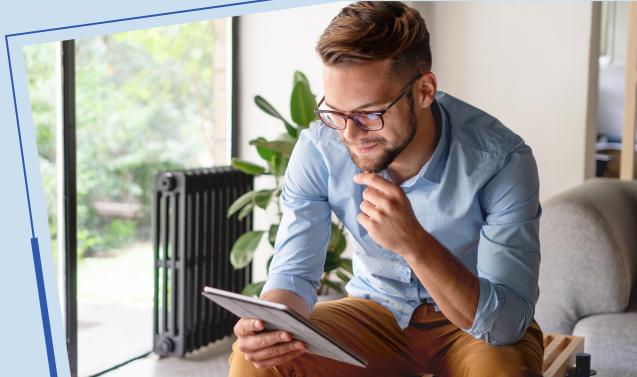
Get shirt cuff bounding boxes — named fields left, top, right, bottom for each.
left=462, top=277, right=506, bottom=345
left=261, top=272, right=319, bottom=314
left=462, top=277, right=532, bottom=346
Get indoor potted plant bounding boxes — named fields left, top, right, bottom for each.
left=227, top=71, right=352, bottom=299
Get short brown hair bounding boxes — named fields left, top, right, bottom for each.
left=316, top=2, right=431, bottom=81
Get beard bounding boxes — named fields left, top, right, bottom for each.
left=342, top=94, right=419, bottom=173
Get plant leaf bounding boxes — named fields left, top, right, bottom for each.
left=230, top=231, right=265, bottom=269
left=255, top=95, right=297, bottom=138
left=255, top=95, right=285, bottom=121
left=334, top=232, right=347, bottom=256
left=254, top=137, right=275, bottom=161
left=271, top=153, right=289, bottom=177
left=273, top=185, right=282, bottom=198
left=268, top=224, right=279, bottom=247
left=339, top=258, right=353, bottom=274
left=277, top=132, right=296, bottom=143
left=293, top=71, right=310, bottom=87
left=254, top=189, right=274, bottom=209
left=324, top=251, right=341, bottom=272
left=242, top=281, right=266, bottom=297
left=237, top=202, right=255, bottom=221
left=327, top=222, right=342, bottom=252
left=232, top=158, right=265, bottom=175
left=290, top=79, right=318, bottom=129
left=227, top=190, right=257, bottom=218
left=285, top=123, right=298, bottom=139
left=336, top=270, right=351, bottom=284
left=321, top=279, right=343, bottom=294
left=249, top=139, right=295, bottom=158
left=266, top=254, right=274, bottom=274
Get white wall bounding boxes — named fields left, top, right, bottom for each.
left=237, top=2, right=352, bottom=161
left=409, top=1, right=599, bottom=200
left=238, top=2, right=354, bottom=281
left=598, top=2, right=630, bottom=136
left=238, top=2, right=599, bottom=281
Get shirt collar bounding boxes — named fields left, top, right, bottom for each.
left=419, top=96, right=450, bottom=184
left=390, top=96, right=449, bottom=187
left=375, top=95, right=450, bottom=187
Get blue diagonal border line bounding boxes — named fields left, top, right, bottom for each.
left=5, top=1, right=271, bottom=376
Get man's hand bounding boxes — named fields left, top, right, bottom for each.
left=354, top=172, right=428, bottom=256
left=234, top=318, right=307, bottom=369
left=354, top=172, right=480, bottom=328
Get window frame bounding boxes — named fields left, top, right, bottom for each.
left=59, top=17, right=239, bottom=377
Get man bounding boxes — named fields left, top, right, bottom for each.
left=229, top=2, right=543, bottom=376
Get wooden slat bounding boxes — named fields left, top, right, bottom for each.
left=620, top=2, right=637, bottom=180
left=543, top=335, right=584, bottom=377
left=542, top=334, right=568, bottom=372
left=543, top=333, right=553, bottom=347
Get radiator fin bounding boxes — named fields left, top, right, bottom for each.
left=152, top=168, right=253, bottom=356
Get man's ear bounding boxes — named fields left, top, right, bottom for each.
left=417, top=72, right=437, bottom=109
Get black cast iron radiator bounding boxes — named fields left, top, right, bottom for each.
left=152, top=167, right=253, bottom=356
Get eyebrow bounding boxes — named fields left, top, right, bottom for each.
left=324, top=99, right=388, bottom=112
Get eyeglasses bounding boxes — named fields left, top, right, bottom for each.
left=314, top=74, right=423, bottom=131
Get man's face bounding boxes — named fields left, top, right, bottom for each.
left=322, top=60, right=419, bottom=173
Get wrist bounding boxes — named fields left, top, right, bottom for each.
left=398, top=227, right=435, bottom=260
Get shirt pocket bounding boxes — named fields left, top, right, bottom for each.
left=355, top=252, right=412, bottom=283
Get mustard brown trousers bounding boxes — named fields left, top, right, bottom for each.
left=228, top=296, right=544, bottom=377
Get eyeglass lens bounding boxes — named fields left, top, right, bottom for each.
left=319, top=112, right=383, bottom=131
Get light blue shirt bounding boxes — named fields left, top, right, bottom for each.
left=261, top=91, right=541, bottom=346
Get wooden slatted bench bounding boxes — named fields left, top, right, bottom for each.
left=422, top=334, right=584, bottom=377
left=542, top=334, right=584, bottom=377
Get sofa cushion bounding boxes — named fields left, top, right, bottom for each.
left=535, top=178, right=637, bottom=335
left=572, top=305, right=637, bottom=377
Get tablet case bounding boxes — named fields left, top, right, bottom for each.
left=202, top=286, right=367, bottom=367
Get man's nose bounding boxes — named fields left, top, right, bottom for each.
left=342, top=117, right=367, bottom=143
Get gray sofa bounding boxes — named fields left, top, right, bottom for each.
left=535, top=178, right=637, bottom=377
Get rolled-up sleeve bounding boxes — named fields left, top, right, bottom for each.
left=463, top=141, right=541, bottom=346
left=261, top=128, right=332, bottom=314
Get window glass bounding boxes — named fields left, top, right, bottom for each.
left=24, top=17, right=230, bottom=376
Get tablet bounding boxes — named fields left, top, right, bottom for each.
left=202, top=286, right=367, bottom=368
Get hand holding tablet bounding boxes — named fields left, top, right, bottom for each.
left=233, top=315, right=308, bottom=369
left=202, top=286, right=367, bottom=368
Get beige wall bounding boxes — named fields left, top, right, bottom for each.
left=238, top=2, right=353, bottom=281
left=237, top=2, right=351, bottom=162
left=238, top=2, right=600, bottom=280
left=409, top=1, right=600, bottom=200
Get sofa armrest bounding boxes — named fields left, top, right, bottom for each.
left=535, top=178, right=637, bottom=335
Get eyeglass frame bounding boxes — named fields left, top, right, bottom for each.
left=314, top=73, right=423, bottom=131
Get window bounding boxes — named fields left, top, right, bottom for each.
left=23, top=17, right=236, bottom=377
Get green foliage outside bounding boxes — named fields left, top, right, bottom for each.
left=24, top=42, right=60, bottom=265
left=228, top=72, right=353, bottom=297
left=24, top=20, right=223, bottom=278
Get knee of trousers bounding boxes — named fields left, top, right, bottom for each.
left=461, top=354, right=543, bottom=377
left=470, top=366, right=542, bottom=377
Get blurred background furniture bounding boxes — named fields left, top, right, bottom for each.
left=541, top=334, right=584, bottom=377
left=594, top=133, right=636, bottom=178
left=535, top=178, right=637, bottom=377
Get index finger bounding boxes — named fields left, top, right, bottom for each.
left=234, top=318, right=264, bottom=336
left=353, top=172, right=395, bottom=193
